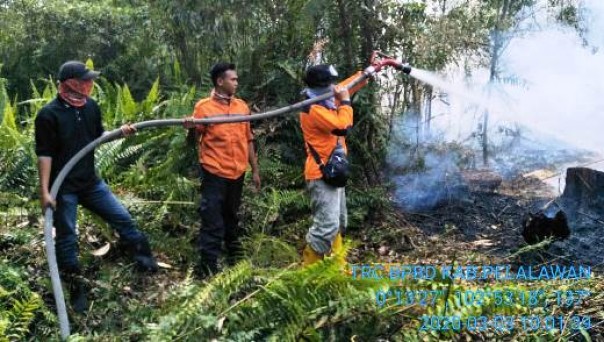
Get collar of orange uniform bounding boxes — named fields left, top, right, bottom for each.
left=211, top=88, right=233, bottom=105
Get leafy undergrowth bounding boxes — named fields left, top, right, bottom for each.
left=1, top=147, right=603, bottom=341
left=0, top=263, right=56, bottom=341
left=2, top=186, right=603, bottom=341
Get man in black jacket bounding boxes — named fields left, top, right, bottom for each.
left=34, top=61, right=158, bottom=313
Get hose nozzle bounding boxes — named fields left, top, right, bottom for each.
left=397, top=62, right=412, bottom=74
left=369, top=51, right=412, bottom=74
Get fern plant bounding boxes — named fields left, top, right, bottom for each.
left=0, top=264, right=56, bottom=341
left=145, top=242, right=397, bottom=341
left=0, top=79, right=38, bottom=196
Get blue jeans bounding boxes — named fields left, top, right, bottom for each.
left=54, top=180, right=144, bottom=271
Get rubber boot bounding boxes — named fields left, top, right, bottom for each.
left=302, top=245, right=324, bottom=267
left=69, top=278, right=88, bottom=313
left=195, top=255, right=219, bottom=280
left=330, top=232, right=346, bottom=268
left=225, top=240, right=244, bottom=267
left=63, top=267, right=88, bottom=313
left=130, top=236, right=159, bottom=272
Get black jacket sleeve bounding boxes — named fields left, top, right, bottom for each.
left=34, top=109, right=58, bottom=157
left=91, top=99, right=104, bottom=137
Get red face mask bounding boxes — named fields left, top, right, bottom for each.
left=58, top=79, right=94, bottom=107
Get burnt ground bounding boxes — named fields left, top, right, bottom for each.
left=352, top=168, right=604, bottom=271
left=350, top=175, right=558, bottom=266
left=403, top=176, right=558, bottom=261
left=348, top=171, right=604, bottom=339
left=374, top=139, right=603, bottom=269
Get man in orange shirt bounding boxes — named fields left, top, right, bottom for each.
left=185, top=62, right=261, bottom=277
left=299, top=64, right=367, bottom=267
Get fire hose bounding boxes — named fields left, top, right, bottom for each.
left=44, top=52, right=411, bottom=339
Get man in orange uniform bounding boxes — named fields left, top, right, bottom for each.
left=185, top=62, right=261, bottom=277
left=299, top=65, right=367, bottom=266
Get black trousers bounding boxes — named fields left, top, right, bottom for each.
left=197, top=167, right=245, bottom=266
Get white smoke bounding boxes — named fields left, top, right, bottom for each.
left=427, top=0, right=604, bottom=154
left=582, top=0, right=604, bottom=50
left=389, top=0, right=604, bottom=209
left=501, top=15, right=604, bottom=152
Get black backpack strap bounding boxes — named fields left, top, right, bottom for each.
left=334, top=136, right=342, bottom=147
left=331, top=127, right=350, bottom=136
left=307, top=142, right=324, bottom=169
left=307, top=137, right=343, bottom=169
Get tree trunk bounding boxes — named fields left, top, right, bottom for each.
left=336, top=0, right=355, bottom=72
left=171, top=21, right=201, bottom=84
left=483, top=28, right=505, bottom=166
left=482, top=109, right=489, bottom=166
left=561, top=167, right=604, bottom=212
left=482, top=0, right=510, bottom=167
left=423, top=85, right=433, bottom=140
left=410, top=81, right=423, bottom=145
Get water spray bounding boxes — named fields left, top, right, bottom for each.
left=44, top=51, right=412, bottom=340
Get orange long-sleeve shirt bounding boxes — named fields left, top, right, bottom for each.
left=192, top=93, right=253, bottom=179
left=300, top=71, right=368, bottom=180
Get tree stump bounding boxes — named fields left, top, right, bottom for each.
left=521, top=167, right=604, bottom=266
left=560, top=167, right=604, bottom=212
left=522, top=167, right=604, bottom=245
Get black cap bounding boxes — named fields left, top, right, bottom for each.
left=304, top=64, right=338, bottom=88
left=58, top=61, right=100, bottom=81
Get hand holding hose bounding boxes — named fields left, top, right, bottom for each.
left=183, top=117, right=196, bottom=129
left=40, top=191, right=56, bottom=211
left=333, top=85, right=350, bottom=103
left=120, top=123, right=137, bottom=136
